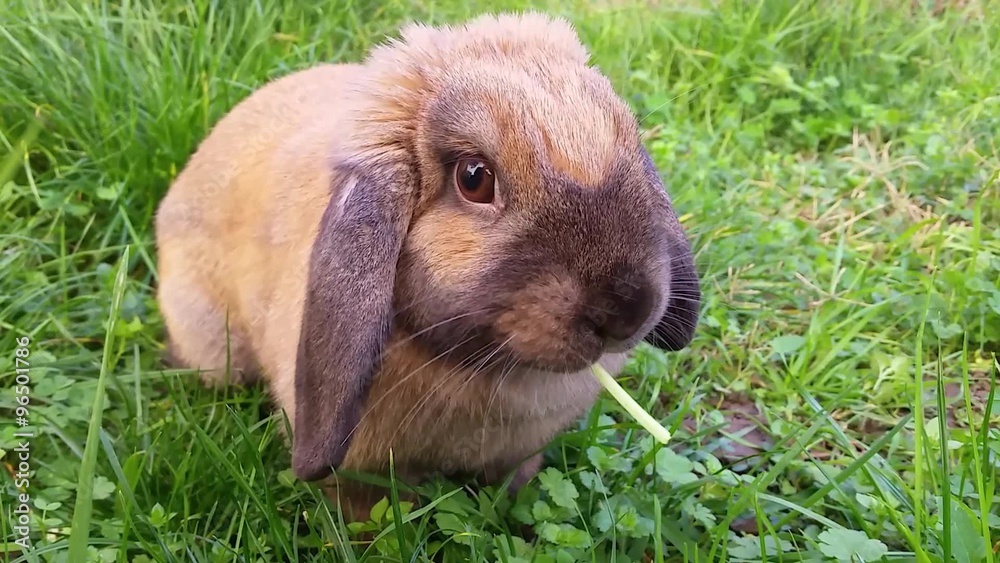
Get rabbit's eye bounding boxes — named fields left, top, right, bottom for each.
left=454, top=158, right=496, bottom=204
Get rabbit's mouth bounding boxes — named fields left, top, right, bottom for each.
left=497, top=342, right=602, bottom=375
left=488, top=267, right=661, bottom=373
left=495, top=323, right=641, bottom=374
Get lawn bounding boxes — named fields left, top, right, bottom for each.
left=1, top=0, right=999, bottom=561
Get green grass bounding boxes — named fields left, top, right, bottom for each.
left=1, top=0, right=999, bottom=561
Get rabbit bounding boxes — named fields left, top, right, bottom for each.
left=153, top=11, right=701, bottom=522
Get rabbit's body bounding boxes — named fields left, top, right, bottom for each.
left=157, top=63, right=359, bottom=388
left=156, top=13, right=701, bottom=521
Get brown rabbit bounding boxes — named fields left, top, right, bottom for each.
left=154, top=12, right=701, bottom=521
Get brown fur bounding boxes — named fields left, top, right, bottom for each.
left=495, top=271, right=582, bottom=364
left=154, top=12, right=700, bottom=524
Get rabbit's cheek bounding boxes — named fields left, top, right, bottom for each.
left=403, top=210, right=491, bottom=288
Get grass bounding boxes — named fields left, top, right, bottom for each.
left=1, top=0, right=999, bottom=561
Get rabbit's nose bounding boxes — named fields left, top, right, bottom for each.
left=580, top=274, right=655, bottom=344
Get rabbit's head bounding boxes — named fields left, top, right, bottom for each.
left=292, top=13, right=701, bottom=481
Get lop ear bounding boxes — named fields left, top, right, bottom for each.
left=291, top=162, right=414, bottom=482
left=645, top=238, right=701, bottom=352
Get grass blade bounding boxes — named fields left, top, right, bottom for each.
left=67, top=245, right=130, bottom=559
left=936, top=349, right=952, bottom=562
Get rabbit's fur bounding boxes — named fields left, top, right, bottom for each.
left=154, top=12, right=701, bottom=520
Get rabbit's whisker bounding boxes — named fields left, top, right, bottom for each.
left=385, top=340, right=506, bottom=457
left=664, top=295, right=702, bottom=306
left=654, top=316, right=699, bottom=340
left=454, top=335, right=515, bottom=394
left=342, top=331, right=479, bottom=443
left=656, top=311, right=700, bottom=331
left=381, top=351, right=488, bottom=461
left=480, top=345, right=519, bottom=471
left=452, top=339, right=515, bottom=472
left=382, top=308, right=490, bottom=354
left=583, top=303, right=615, bottom=315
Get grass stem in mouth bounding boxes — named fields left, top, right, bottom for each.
left=591, top=363, right=671, bottom=444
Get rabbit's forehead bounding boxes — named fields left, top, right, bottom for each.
left=426, top=66, right=637, bottom=192
left=517, top=81, right=628, bottom=188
